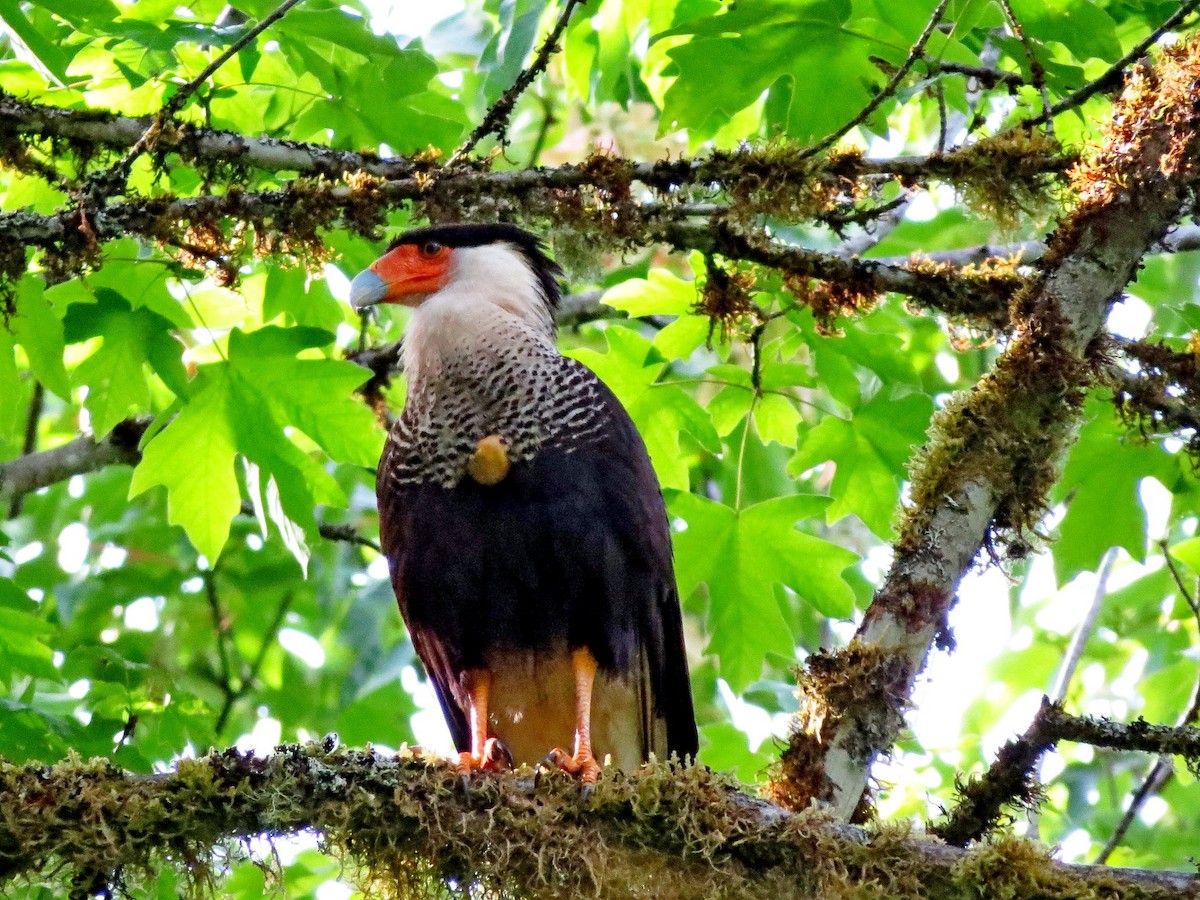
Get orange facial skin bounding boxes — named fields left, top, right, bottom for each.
left=369, top=242, right=452, bottom=304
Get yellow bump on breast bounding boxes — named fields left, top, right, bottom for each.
left=467, top=434, right=510, bottom=485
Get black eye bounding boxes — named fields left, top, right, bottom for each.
left=419, top=240, right=443, bottom=257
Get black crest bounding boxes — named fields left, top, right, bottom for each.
left=386, top=223, right=563, bottom=312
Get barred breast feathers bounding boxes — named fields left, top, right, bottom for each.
left=391, top=245, right=608, bottom=487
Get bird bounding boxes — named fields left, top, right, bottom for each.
left=348, top=223, right=697, bottom=782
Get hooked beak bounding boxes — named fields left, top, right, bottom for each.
left=349, top=268, right=389, bottom=310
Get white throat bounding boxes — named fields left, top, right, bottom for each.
left=402, top=243, right=557, bottom=384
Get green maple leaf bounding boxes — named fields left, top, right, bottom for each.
left=671, top=492, right=858, bottom=691
left=11, top=279, right=70, bottom=400
left=1052, top=404, right=1173, bottom=584
left=129, top=372, right=241, bottom=562
left=228, top=327, right=383, bottom=467
left=0, top=330, right=20, bottom=436
left=789, top=391, right=933, bottom=538
left=658, top=0, right=903, bottom=141
left=63, top=289, right=189, bottom=437
left=131, top=327, right=383, bottom=563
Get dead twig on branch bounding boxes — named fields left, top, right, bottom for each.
left=449, top=0, right=590, bottom=163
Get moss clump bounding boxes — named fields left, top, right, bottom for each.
left=783, top=273, right=880, bottom=336
left=902, top=321, right=1092, bottom=557
left=902, top=252, right=1026, bottom=334
left=955, top=129, right=1064, bottom=231
left=769, top=643, right=912, bottom=818
left=696, top=257, right=761, bottom=345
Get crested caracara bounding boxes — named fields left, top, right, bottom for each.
left=349, top=223, right=697, bottom=781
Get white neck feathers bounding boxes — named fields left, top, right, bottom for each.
left=402, top=243, right=557, bottom=380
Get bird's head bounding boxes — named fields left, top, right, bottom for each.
left=348, top=223, right=562, bottom=336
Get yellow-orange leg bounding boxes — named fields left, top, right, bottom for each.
left=546, top=648, right=602, bottom=785
left=457, top=669, right=499, bottom=777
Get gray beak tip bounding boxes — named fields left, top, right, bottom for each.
left=349, top=269, right=388, bottom=311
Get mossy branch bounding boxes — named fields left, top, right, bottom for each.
left=773, top=36, right=1200, bottom=821
left=933, top=698, right=1200, bottom=847
left=1, top=744, right=1195, bottom=900
left=0, top=187, right=1026, bottom=328
left=0, top=90, right=1069, bottom=190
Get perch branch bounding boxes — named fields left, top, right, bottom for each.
left=0, top=745, right=1194, bottom=899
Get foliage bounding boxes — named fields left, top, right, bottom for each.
left=0, top=0, right=1199, bottom=896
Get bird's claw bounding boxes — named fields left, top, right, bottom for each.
left=542, top=746, right=601, bottom=787
left=455, top=738, right=513, bottom=789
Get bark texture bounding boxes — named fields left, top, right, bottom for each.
left=774, top=38, right=1200, bottom=820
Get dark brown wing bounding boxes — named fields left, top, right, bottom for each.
left=377, top=363, right=697, bottom=763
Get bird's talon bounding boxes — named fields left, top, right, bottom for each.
left=546, top=746, right=601, bottom=785
left=541, top=748, right=570, bottom=771
left=482, top=737, right=514, bottom=772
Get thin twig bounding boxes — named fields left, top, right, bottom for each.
left=997, top=0, right=1053, bottom=133
left=1028, top=548, right=1115, bottom=839
left=1049, top=548, right=1116, bottom=704
left=7, top=382, right=43, bottom=519
left=237, top=500, right=381, bottom=553
left=1161, top=538, right=1199, bottom=617
left=527, top=93, right=557, bottom=167
left=317, top=521, right=381, bottom=553
left=1094, top=543, right=1200, bottom=862
left=1093, top=758, right=1175, bottom=864
left=925, top=60, right=1027, bottom=90
left=214, top=591, right=295, bottom=737
left=98, top=0, right=306, bottom=190
left=449, top=0, right=589, bottom=163
left=800, top=0, right=951, bottom=160
left=1024, top=0, right=1200, bottom=128
left=204, top=567, right=240, bottom=733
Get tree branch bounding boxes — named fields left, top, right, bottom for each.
left=0, top=92, right=1070, bottom=188
left=1023, top=0, right=1200, bottom=127
left=773, top=37, right=1200, bottom=822
left=0, top=91, right=420, bottom=180
left=0, top=745, right=1194, bottom=899
left=924, top=61, right=1027, bottom=90
left=932, top=698, right=1200, bottom=845
left=0, top=416, right=150, bottom=506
